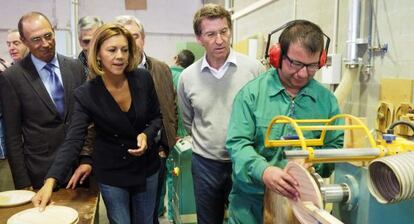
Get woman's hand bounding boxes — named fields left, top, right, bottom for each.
left=66, top=164, right=92, bottom=189
left=128, top=133, right=148, bottom=156
left=31, top=178, right=56, bottom=211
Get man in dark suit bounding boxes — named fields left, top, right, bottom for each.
left=0, top=12, right=86, bottom=189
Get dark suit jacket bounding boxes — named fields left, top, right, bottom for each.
left=146, top=56, right=177, bottom=151
left=0, top=54, right=86, bottom=189
left=78, top=56, right=177, bottom=159
left=47, top=69, right=162, bottom=187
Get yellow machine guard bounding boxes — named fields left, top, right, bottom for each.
left=264, top=114, right=414, bottom=163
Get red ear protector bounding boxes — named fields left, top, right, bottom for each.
left=264, top=20, right=330, bottom=68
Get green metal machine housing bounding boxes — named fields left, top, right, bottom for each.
left=172, top=137, right=197, bottom=224
left=333, top=163, right=414, bottom=224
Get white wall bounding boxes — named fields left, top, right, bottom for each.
left=0, top=0, right=203, bottom=65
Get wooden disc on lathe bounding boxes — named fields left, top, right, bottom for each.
left=285, top=162, right=323, bottom=224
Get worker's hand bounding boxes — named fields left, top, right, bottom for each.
left=66, top=164, right=92, bottom=189
left=128, top=133, right=147, bottom=156
left=262, top=166, right=300, bottom=200
left=32, top=178, right=56, bottom=211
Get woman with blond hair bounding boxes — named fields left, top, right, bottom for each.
left=32, top=23, right=162, bottom=224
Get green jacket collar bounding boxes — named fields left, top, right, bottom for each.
left=267, top=68, right=317, bottom=101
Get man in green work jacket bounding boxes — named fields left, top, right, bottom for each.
left=171, top=49, right=195, bottom=137
left=225, top=20, right=344, bottom=223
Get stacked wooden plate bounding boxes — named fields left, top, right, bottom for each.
left=0, top=190, right=35, bottom=207
left=7, top=205, right=79, bottom=224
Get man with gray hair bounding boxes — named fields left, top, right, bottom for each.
left=6, top=29, right=29, bottom=64
left=65, top=16, right=104, bottom=187
left=177, top=4, right=264, bottom=224
left=115, top=15, right=178, bottom=223
left=77, top=16, right=103, bottom=75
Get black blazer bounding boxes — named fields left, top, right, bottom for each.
left=0, top=54, right=86, bottom=189
left=47, top=68, right=162, bottom=188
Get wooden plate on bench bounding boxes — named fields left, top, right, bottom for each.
left=0, top=190, right=35, bottom=207
left=7, top=205, right=79, bottom=224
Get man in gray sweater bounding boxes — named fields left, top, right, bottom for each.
left=177, top=4, right=264, bottom=224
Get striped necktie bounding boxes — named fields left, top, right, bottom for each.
left=44, top=63, right=65, bottom=118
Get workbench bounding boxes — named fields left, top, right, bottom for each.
left=0, top=187, right=99, bottom=224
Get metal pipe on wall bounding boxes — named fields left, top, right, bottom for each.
left=345, top=0, right=361, bottom=66
left=70, top=0, right=79, bottom=58
left=224, top=0, right=232, bottom=10
left=365, top=0, right=374, bottom=73
left=334, top=0, right=362, bottom=108
left=332, top=0, right=340, bottom=54
left=51, top=0, right=57, bottom=27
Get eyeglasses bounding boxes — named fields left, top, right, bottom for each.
left=30, top=32, right=54, bottom=44
left=284, top=54, right=320, bottom=73
left=201, top=27, right=230, bottom=40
